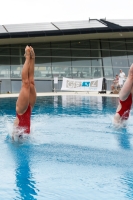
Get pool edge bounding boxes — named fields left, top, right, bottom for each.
left=0, top=91, right=119, bottom=98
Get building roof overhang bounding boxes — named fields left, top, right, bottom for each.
left=0, top=19, right=133, bottom=45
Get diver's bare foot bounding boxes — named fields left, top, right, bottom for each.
left=24, top=45, right=31, bottom=59
left=128, top=64, right=133, bottom=80
left=30, top=46, right=35, bottom=59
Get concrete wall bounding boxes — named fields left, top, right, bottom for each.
left=12, top=81, right=22, bottom=93
left=35, top=80, right=53, bottom=92
left=1, top=79, right=12, bottom=94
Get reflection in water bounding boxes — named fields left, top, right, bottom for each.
left=62, top=95, right=83, bottom=107
left=10, top=144, right=38, bottom=199
left=61, top=95, right=103, bottom=110
left=54, top=96, right=58, bottom=108
left=117, top=129, right=131, bottom=150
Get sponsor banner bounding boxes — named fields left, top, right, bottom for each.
left=61, top=77, right=103, bottom=91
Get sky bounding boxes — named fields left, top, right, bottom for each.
left=0, top=0, right=133, bottom=25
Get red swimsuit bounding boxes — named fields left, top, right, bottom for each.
left=117, top=93, right=132, bottom=120
left=16, top=104, right=31, bottom=133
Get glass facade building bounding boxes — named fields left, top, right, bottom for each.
left=0, top=38, right=133, bottom=81
left=1, top=19, right=133, bottom=93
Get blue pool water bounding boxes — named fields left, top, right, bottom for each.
left=0, top=95, right=133, bottom=200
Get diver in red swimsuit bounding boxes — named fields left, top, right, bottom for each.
left=12, top=46, right=36, bottom=139
left=114, top=64, right=133, bottom=124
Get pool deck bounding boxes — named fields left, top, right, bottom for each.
left=0, top=91, right=119, bottom=98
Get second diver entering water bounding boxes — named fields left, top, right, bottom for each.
left=12, top=45, right=36, bottom=140
left=113, top=64, right=133, bottom=125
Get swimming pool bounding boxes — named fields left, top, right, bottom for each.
left=0, top=95, right=133, bottom=200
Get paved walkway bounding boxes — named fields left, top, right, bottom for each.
left=0, top=91, right=119, bottom=98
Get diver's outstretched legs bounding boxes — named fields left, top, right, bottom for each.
left=16, top=46, right=31, bottom=114
left=29, top=46, right=36, bottom=108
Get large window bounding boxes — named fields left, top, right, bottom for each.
left=0, top=65, right=10, bottom=78
left=0, top=39, right=132, bottom=80
left=110, top=39, right=128, bottom=67
left=11, top=50, right=22, bottom=78
left=0, top=46, right=10, bottom=78
left=11, top=65, right=22, bottom=78
left=0, top=46, right=10, bottom=56
left=71, top=40, right=91, bottom=59
left=71, top=40, right=91, bottom=75
left=103, top=67, right=113, bottom=78
left=52, top=57, right=71, bottom=78
left=51, top=42, right=71, bottom=57
left=72, top=58, right=91, bottom=78
left=126, top=39, right=133, bottom=66
left=32, top=43, right=52, bottom=78
left=90, top=41, right=102, bottom=67
left=92, top=67, right=103, bottom=78
left=35, top=57, right=52, bottom=78
left=101, top=41, right=112, bottom=67
left=101, top=41, right=114, bottom=78
left=33, top=43, right=51, bottom=56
